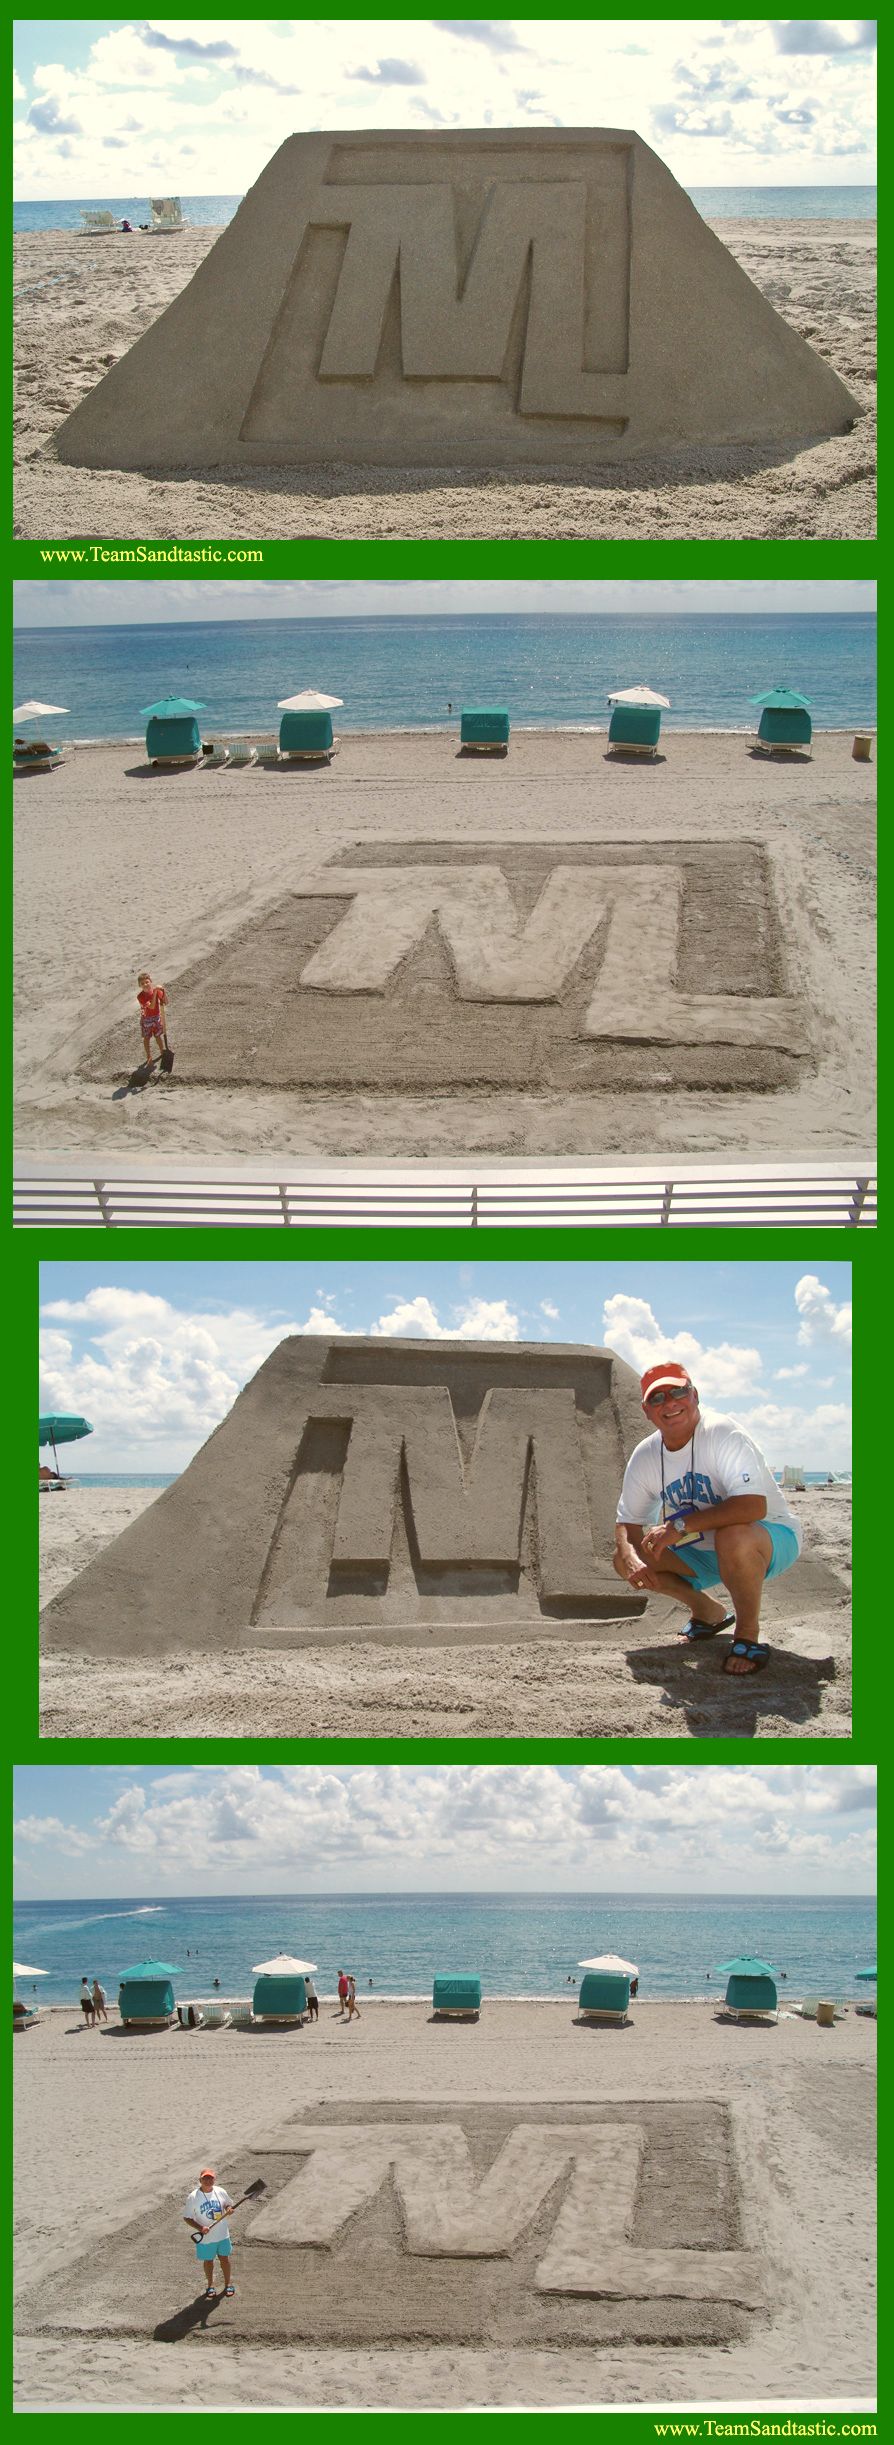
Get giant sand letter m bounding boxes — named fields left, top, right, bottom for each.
left=313, top=181, right=629, bottom=421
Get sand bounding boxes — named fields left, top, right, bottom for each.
left=14, top=1997, right=875, bottom=2409
left=14, top=219, right=875, bottom=539
left=14, top=730, right=876, bottom=1170
left=39, top=1485, right=851, bottom=1739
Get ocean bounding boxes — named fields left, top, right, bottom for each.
left=13, top=187, right=877, bottom=235
left=13, top=613, right=877, bottom=743
left=13, top=1892, right=875, bottom=2007
left=65, top=1470, right=850, bottom=1490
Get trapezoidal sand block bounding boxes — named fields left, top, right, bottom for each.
left=41, top=1336, right=649, bottom=1655
left=54, top=128, right=858, bottom=472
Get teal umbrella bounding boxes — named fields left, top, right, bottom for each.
left=713, top=1956, right=777, bottom=1979
left=140, top=696, right=207, bottom=718
left=39, top=1413, right=93, bottom=1472
left=747, top=687, right=812, bottom=709
left=856, top=1967, right=877, bottom=1982
left=119, top=1958, right=182, bottom=1980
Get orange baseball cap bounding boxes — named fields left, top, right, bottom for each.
left=640, top=1363, right=694, bottom=1402
left=199, top=2167, right=216, bottom=2179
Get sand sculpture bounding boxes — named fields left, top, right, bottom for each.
left=41, top=1336, right=650, bottom=1654
left=54, top=128, right=858, bottom=471
left=18, top=2104, right=762, bottom=2347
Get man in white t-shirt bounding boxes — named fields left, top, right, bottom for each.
left=183, top=2168, right=236, bottom=2298
left=613, top=1362, right=801, bottom=1677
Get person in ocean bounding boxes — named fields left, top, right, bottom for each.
left=613, top=1362, right=802, bottom=1678
left=136, top=969, right=168, bottom=1067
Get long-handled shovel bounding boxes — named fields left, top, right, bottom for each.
left=190, top=2176, right=267, bottom=2250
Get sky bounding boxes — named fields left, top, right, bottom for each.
left=13, top=579, right=877, bottom=631
left=13, top=17, right=877, bottom=200
left=38, top=1258, right=853, bottom=1474
left=12, top=1764, right=877, bottom=1898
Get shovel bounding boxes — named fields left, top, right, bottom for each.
left=190, top=2176, right=267, bottom=2246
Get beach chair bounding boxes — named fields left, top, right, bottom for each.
left=14, top=740, right=64, bottom=773
left=118, top=1976, right=175, bottom=2027
left=278, top=709, right=335, bottom=762
left=79, top=209, right=118, bottom=234
left=201, top=2003, right=231, bottom=2029
left=149, top=197, right=185, bottom=233
left=723, top=1973, right=778, bottom=2023
left=251, top=1973, right=307, bottom=2024
left=855, top=2000, right=877, bottom=2018
left=459, top=707, right=510, bottom=755
left=577, top=1970, right=631, bottom=2022
left=254, top=740, right=282, bottom=767
left=229, top=2001, right=255, bottom=2029
left=177, top=2002, right=205, bottom=2029
left=431, top=1975, right=482, bottom=2019
left=13, top=2002, right=42, bottom=2032
left=227, top=741, right=256, bottom=767
left=607, top=705, right=662, bottom=757
left=202, top=744, right=230, bottom=769
left=755, top=707, right=812, bottom=756
left=799, top=1996, right=848, bottom=2021
left=145, top=715, right=202, bottom=767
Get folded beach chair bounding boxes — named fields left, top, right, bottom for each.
left=431, top=1974, right=482, bottom=2019
left=278, top=709, right=335, bottom=762
left=79, top=208, right=118, bottom=234
left=149, top=197, right=185, bottom=233
left=145, top=715, right=202, bottom=767
left=229, top=2002, right=255, bottom=2029
left=607, top=705, right=662, bottom=757
left=460, top=707, right=510, bottom=754
left=202, top=744, right=230, bottom=769
left=177, top=2002, right=205, bottom=2029
left=254, top=740, right=282, bottom=767
left=251, top=1973, right=307, bottom=2024
left=755, top=707, right=812, bottom=756
left=13, top=741, right=63, bottom=772
left=227, top=741, right=256, bottom=767
left=723, top=1973, right=778, bottom=2023
left=577, top=1969, right=631, bottom=2023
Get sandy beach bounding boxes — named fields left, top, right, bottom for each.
left=14, top=730, right=876, bottom=1170
left=39, top=1484, right=851, bottom=1740
left=14, top=219, right=875, bottom=539
left=14, top=1995, right=875, bottom=2409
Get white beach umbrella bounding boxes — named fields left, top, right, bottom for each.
left=251, top=1952, right=318, bottom=1975
left=578, top=1953, right=639, bottom=1976
left=14, top=700, right=69, bottom=721
left=606, top=685, right=670, bottom=708
left=276, top=689, right=343, bottom=710
left=13, top=1961, right=49, bottom=1978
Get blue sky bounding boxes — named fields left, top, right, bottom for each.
left=12, top=1764, right=877, bottom=1899
left=13, top=17, right=877, bottom=199
left=38, top=1259, right=853, bottom=1474
left=13, top=579, right=876, bottom=630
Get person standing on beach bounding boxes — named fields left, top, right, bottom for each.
left=182, top=2168, right=236, bottom=2299
left=91, top=1977, right=109, bottom=2023
left=79, top=1978, right=95, bottom=2026
left=613, top=1363, right=801, bottom=1677
left=136, top=970, right=168, bottom=1067
left=305, top=1975, right=319, bottom=2021
left=337, top=1970, right=349, bottom=2017
left=346, top=1976, right=361, bottom=2022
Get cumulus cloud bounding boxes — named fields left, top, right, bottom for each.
left=370, top=1296, right=520, bottom=1341
left=773, top=19, right=877, bottom=54
left=348, top=58, right=427, bottom=87
left=775, top=1363, right=809, bottom=1380
left=794, top=1274, right=853, bottom=1347
left=602, top=1294, right=764, bottom=1403
left=434, top=20, right=526, bottom=52
left=38, top=1289, right=330, bottom=1467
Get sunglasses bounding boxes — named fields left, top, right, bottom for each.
left=645, top=1385, right=693, bottom=1407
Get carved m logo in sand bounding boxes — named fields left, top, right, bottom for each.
left=311, top=181, right=629, bottom=419
left=246, top=2121, right=763, bottom=2304
left=296, top=863, right=805, bottom=1050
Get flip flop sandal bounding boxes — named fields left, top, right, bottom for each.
left=681, top=1612, right=735, bottom=1642
left=225, top=2286, right=236, bottom=2296
left=723, top=1640, right=770, bottom=1675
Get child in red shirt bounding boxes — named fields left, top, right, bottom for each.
left=137, top=969, right=168, bottom=1066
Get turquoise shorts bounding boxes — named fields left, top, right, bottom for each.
left=674, top=1522, right=800, bottom=1592
left=194, top=2234, right=231, bottom=2260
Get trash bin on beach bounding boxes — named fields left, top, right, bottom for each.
left=852, top=735, right=872, bottom=761
left=816, top=1999, right=836, bottom=2027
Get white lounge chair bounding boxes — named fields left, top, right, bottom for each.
left=227, top=741, right=256, bottom=767
left=254, top=741, right=281, bottom=767
left=203, top=744, right=230, bottom=768
left=149, top=197, right=185, bottom=234
left=80, top=209, right=118, bottom=234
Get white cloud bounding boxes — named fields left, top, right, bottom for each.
left=602, top=1293, right=764, bottom=1403
left=370, top=1296, right=520, bottom=1341
left=795, top=1274, right=853, bottom=1348
left=540, top=1300, right=560, bottom=1320
left=734, top=1400, right=851, bottom=1472
left=775, top=1363, right=809, bottom=1380
left=38, top=1290, right=339, bottom=1468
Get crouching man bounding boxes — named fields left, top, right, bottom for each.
left=613, top=1363, right=801, bottom=1677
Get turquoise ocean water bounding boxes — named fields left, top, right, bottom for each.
left=14, top=614, right=877, bottom=743
left=13, top=1892, right=875, bottom=2006
left=13, top=188, right=876, bottom=234
left=67, top=1471, right=849, bottom=1490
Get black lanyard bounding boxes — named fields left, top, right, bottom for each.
left=660, top=1427, right=696, bottom=1521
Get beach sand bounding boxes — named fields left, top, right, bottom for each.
left=13, top=219, right=875, bottom=540
left=14, top=731, right=876, bottom=1170
left=39, top=1485, right=851, bottom=1740
left=14, top=1996, right=875, bottom=2409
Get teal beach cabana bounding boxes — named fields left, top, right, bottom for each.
left=250, top=1952, right=315, bottom=2023
left=607, top=684, right=669, bottom=758
left=460, top=707, right=510, bottom=754
left=714, top=1955, right=779, bottom=2022
left=749, top=687, right=813, bottom=756
left=118, top=1957, right=181, bottom=2026
left=432, top=1974, right=481, bottom=2018
left=576, top=1964, right=632, bottom=2022
left=141, top=695, right=206, bottom=766
left=277, top=688, right=342, bottom=762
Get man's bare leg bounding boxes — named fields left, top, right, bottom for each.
left=713, top=1523, right=773, bottom=1671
